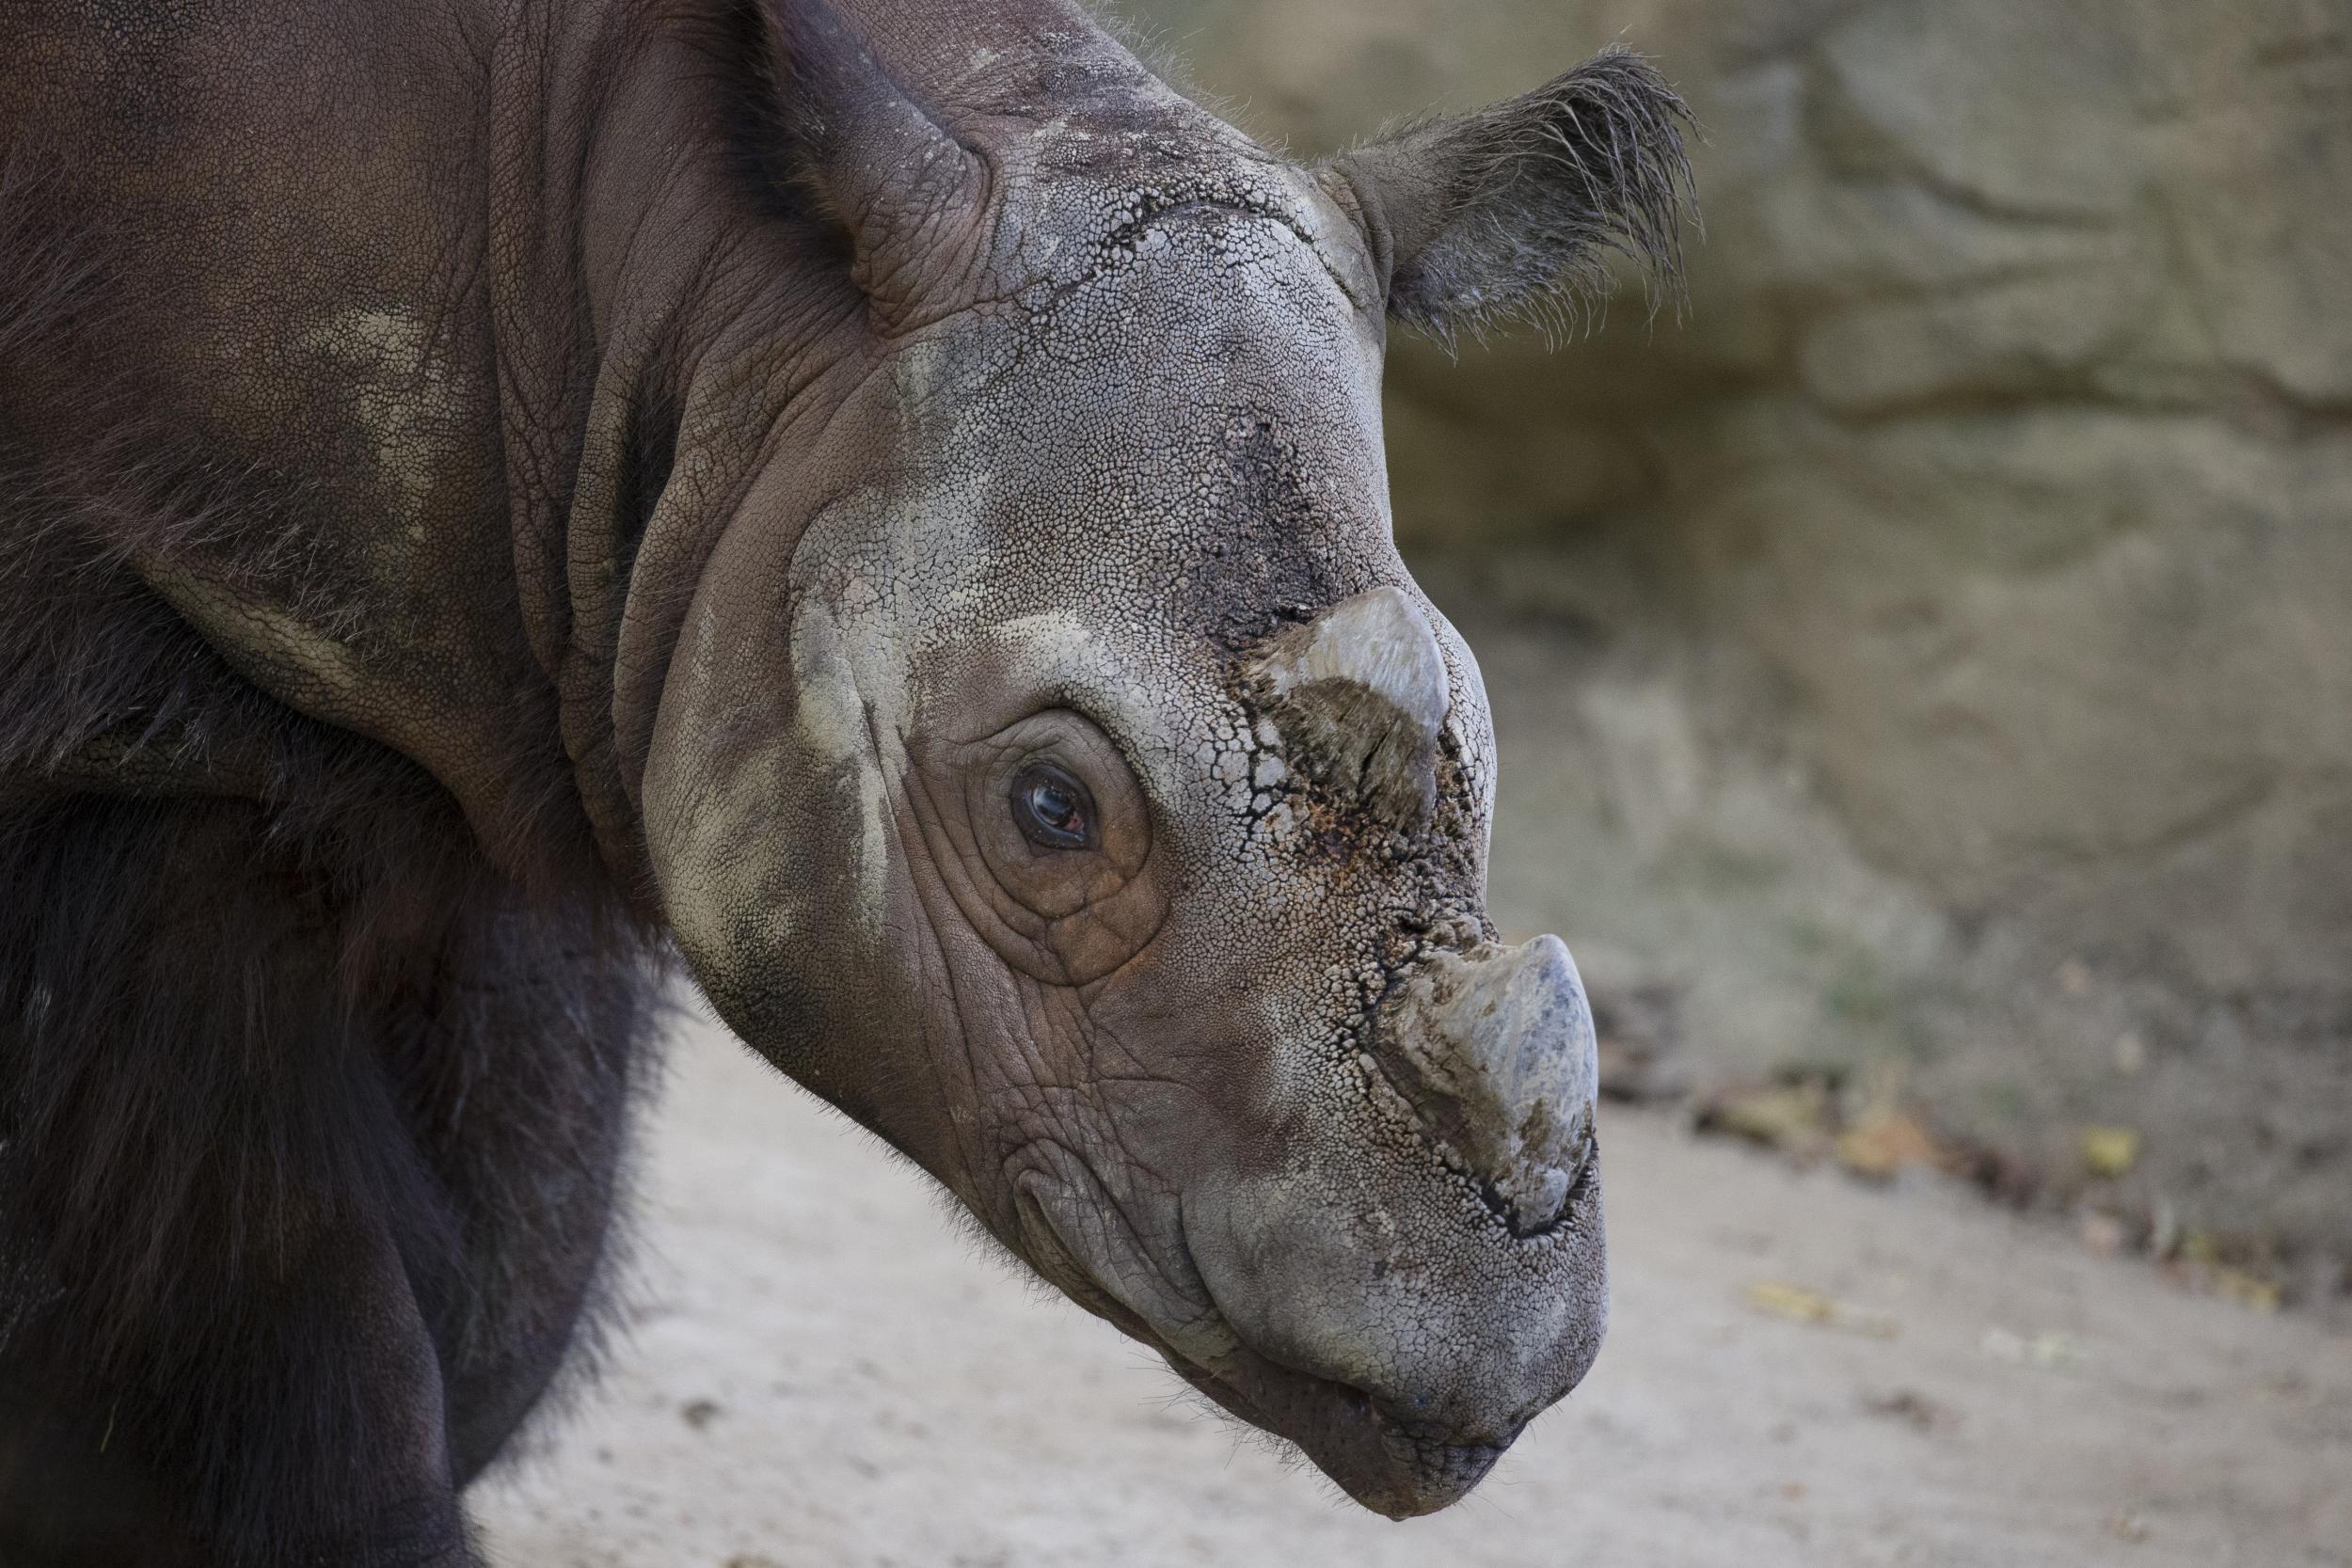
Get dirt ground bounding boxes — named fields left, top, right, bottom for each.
left=474, top=1016, right=2350, bottom=1568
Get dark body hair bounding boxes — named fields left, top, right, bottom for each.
left=0, top=115, right=666, bottom=1568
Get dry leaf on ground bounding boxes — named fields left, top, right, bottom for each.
left=1979, top=1327, right=2081, bottom=1370
left=1835, top=1108, right=1945, bottom=1181
left=1747, top=1278, right=1838, bottom=1323
left=2215, top=1269, right=2283, bottom=1311
left=2079, top=1124, right=2141, bottom=1179
left=1700, top=1084, right=1833, bottom=1156
left=1744, top=1278, right=1899, bottom=1338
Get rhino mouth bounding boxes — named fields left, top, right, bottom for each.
left=1009, top=1174, right=1518, bottom=1518
left=1158, top=1328, right=1512, bottom=1519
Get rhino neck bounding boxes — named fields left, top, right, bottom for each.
left=492, top=0, right=863, bottom=902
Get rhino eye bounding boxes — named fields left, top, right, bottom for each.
left=1010, top=761, right=1094, bottom=851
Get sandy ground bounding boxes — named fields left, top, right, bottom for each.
left=474, top=1017, right=2351, bottom=1568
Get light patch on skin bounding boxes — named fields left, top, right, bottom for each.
left=976, top=610, right=1102, bottom=690
left=648, top=600, right=741, bottom=974
left=791, top=600, right=893, bottom=935
left=790, top=601, right=874, bottom=768
left=128, top=547, right=520, bottom=854
left=302, top=308, right=470, bottom=550
left=799, top=483, right=976, bottom=739
left=888, top=333, right=957, bottom=427
left=135, top=551, right=421, bottom=755
left=135, top=553, right=364, bottom=705
left=1429, top=609, right=1500, bottom=846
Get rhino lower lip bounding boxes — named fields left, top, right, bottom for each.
left=1011, top=1176, right=1507, bottom=1518
left=1157, top=1326, right=1509, bottom=1519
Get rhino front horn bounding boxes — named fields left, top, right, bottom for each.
left=1380, top=936, right=1599, bottom=1233
left=1248, top=586, right=1449, bottom=829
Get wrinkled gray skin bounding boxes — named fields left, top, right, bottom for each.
left=646, top=9, right=1686, bottom=1514
left=1, top=0, right=1690, bottom=1537
left=654, top=208, right=1555, bottom=1505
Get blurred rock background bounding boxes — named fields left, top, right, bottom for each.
left=1123, top=0, right=2352, bottom=1299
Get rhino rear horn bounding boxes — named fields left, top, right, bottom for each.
left=1249, top=587, right=1449, bottom=830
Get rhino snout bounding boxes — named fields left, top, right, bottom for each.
left=1163, top=930, right=1609, bottom=1518
left=1379, top=935, right=1600, bottom=1234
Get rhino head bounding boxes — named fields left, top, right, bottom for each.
left=635, top=0, right=1689, bottom=1518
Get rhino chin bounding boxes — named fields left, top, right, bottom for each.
left=1008, top=1164, right=1518, bottom=1516
left=1162, top=1338, right=1514, bottom=1520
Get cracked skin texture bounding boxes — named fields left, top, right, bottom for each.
left=0, top=0, right=1689, bottom=1552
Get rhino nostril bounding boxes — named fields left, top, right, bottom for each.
left=1376, top=934, right=1600, bottom=1233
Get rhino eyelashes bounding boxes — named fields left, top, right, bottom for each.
left=1246, top=586, right=1449, bottom=831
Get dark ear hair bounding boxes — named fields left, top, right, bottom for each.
left=1319, top=45, right=1694, bottom=341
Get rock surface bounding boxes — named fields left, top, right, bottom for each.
left=1122, top=0, right=2352, bottom=1275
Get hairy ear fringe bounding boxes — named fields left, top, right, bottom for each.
left=1327, top=44, right=1697, bottom=346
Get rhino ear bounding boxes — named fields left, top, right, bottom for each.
left=752, top=0, right=993, bottom=319
left=1319, top=45, right=1694, bottom=341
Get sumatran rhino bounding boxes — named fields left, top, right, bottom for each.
left=0, top=0, right=1689, bottom=1558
